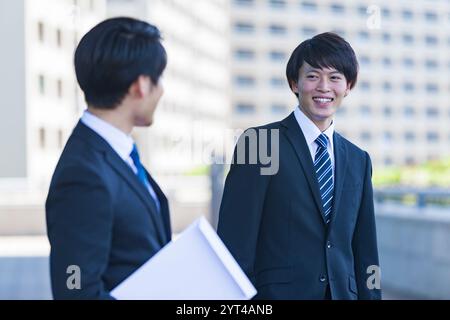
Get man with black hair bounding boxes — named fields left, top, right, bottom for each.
left=46, top=17, right=171, bottom=300
left=218, top=33, right=381, bottom=300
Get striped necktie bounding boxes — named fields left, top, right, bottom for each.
left=314, top=134, right=333, bottom=224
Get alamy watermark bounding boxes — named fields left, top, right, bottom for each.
left=66, top=265, right=81, bottom=290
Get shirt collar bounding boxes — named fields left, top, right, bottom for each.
left=294, top=106, right=335, bottom=147
left=81, top=110, right=134, bottom=161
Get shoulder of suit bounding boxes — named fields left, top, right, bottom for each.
left=244, top=120, right=282, bottom=133
left=334, top=131, right=369, bottom=157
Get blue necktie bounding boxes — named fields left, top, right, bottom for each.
left=130, top=144, right=161, bottom=213
left=314, top=134, right=334, bottom=224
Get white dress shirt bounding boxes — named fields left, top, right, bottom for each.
left=294, top=107, right=335, bottom=181
left=81, top=111, right=160, bottom=206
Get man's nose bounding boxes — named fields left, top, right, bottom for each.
left=316, top=78, right=331, bottom=92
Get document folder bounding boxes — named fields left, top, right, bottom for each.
left=111, top=217, right=257, bottom=300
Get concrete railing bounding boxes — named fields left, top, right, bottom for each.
left=374, top=188, right=450, bottom=209
left=376, top=203, right=450, bottom=299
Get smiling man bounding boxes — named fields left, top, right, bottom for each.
left=218, top=32, right=381, bottom=300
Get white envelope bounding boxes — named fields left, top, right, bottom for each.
left=111, top=217, right=257, bottom=300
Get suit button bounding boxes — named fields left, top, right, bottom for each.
left=327, top=242, right=332, bottom=249
left=320, top=275, right=327, bottom=283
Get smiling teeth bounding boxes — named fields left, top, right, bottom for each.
left=313, top=98, right=332, bottom=103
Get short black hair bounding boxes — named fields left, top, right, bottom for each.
left=75, top=17, right=167, bottom=109
left=286, top=32, right=359, bottom=97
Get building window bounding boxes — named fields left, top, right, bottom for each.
left=301, top=27, right=317, bottom=37
left=405, top=157, right=416, bottom=165
left=382, top=8, right=391, bottom=18
left=426, top=107, right=439, bottom=118
left=402, top=58, right=414, bottom=67
left=383, top=82, right=392, bottom=91
left=39, top=128, right=46, bottom=149
left=403, top=82, right=415, bottom=92
left=426, top=83, right=439, bottom=93
left=404, top=132, right=415, bottom=142
left=234, top=49, right=255, bottom=60
left=360, top=81, right=371, bottom=91
left=358, top=31, right=370, bottom=41
left=271, top=104, right=287, bottom=114
left=382, top=57, right=392, bottom=66
left=234, top=22, right=255, bottom=33
left=270, top=77, right=284, bottom=87
left=360, top=56, right=370, bottom=66
left=269, top=50, right=286, bottom=61
left=383, top=132, right=393, bottom=142
left=360, top=132, right=372, bottom=142
left=402, top=10, right=413, bottom=20
left=425, top=60, right=438, bottom=69
left=357, top=6, right=367, bottom=16
left=404, top=106, right=415, bottom=118
left=330, top=3, right=345, bottom=14
left=426, top=132, right=439, bottom=142
left=383, top=106, right=393, bottom=117
left=234, top=0, right=254, bottom=6
left=39, top=75, right=45, bottom=95
left=235, top=103, right=255, bottom=114
left=360, top=105, right=371, bottom=117
left=56, top=29, right=62, bottom=48
left=382, top=33, right=391, bottom=43
left=38, top=22, right=45, bottom=42
left=57, top=79, right=63, bottom=99
left=425, top=35, right=438, bottom=46
left=301, top=1, right=317, bottom=11
left=402, top=34, right=414, bottom=45
left=336, top=107, right=346, bottom=116
left=234, top=75, right=255, bottom=87
left=425, top=11, right=438, bottom=22
left=269, top=24, right=287, bottom=35
left=269, top=0, right=286, bottom=8
left=58, top=130, right=64, bottom=149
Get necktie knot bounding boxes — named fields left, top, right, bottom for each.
left=315, top=134, right=328, bottom=149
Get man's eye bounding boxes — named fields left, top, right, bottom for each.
left=307, top=75, right=317, bottom=79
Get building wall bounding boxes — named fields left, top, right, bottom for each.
left=0, top=0, right=27, bottom=179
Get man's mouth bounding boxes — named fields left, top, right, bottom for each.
left=312, top=97, right=334, bottom=103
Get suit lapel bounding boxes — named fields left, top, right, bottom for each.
left=329, top=133, right=347, bottom=227
left=281, top=113, right=327, bottom=224
left=74, top=121, right=167, bottom=246
left=147, top=173, right=172, bottom=242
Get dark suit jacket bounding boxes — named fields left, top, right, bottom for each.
left=46, top=121, right=171, bottom=300
left=218, top=112, right=381, bottom=300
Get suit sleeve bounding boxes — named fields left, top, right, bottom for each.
left=352, top=152, right=382, bottom=300
left=217, top=132, right=271, bottom=283
left=46, top=164, right=115, bottom=300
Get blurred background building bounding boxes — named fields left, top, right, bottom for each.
left=0, top=0, right=449, bottom=299
left=230, top=0, right=450, bottom=168
left=108, top=0, right=231, bottom=232
left=0, top=0, right=107, bottom=235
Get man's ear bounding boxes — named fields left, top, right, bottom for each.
left=129, top=76, right=150, bottom=98
left=290, top=80, right=299, bottom=94
left=344, top=83, right=351, bottom=97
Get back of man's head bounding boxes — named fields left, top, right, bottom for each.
left=75, top=17, right=167, bottom=109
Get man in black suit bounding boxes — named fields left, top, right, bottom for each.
left=46, top=17, right=171, bottom=299
left=218, top=33, right=381, bottom=300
